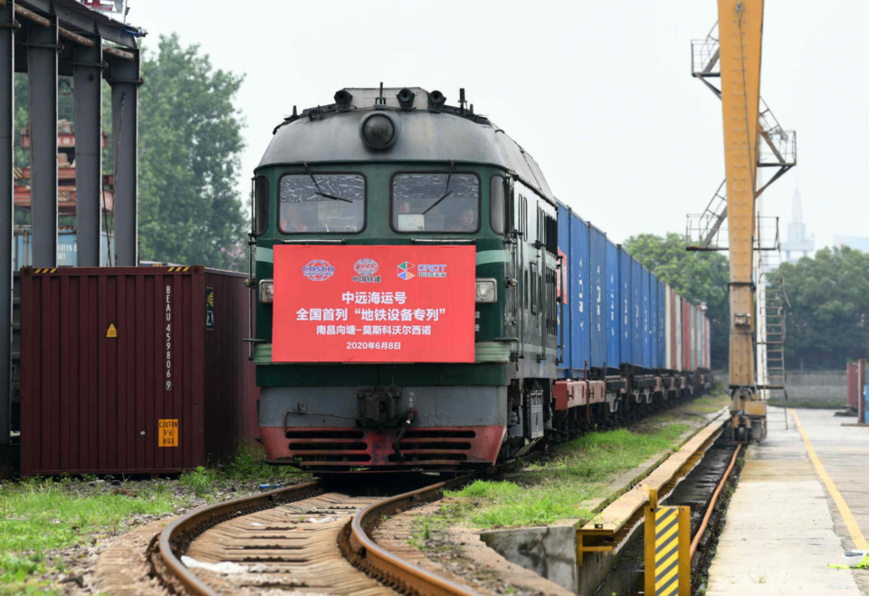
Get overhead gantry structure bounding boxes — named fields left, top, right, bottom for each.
left=0, top=0, right=145, bottom=445
left=687, top=0, right=796, bottom=442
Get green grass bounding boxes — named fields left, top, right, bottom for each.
left=0, top=443, right=310, bottom=592
left=0, top=477, right=182, bottom=554
left=438, top=422, right=690, bottom=530
left=221, top=442, right=295, bottom=483
left=0, top=476, right=184, bottom=593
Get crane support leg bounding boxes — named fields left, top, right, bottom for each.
left=718, top=0, right=765, bottom=443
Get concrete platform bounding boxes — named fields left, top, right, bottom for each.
left=706, top=407, right=869, bottom=595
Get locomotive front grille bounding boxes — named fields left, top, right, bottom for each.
left=389, top=429, right=478, bottom=464
left=284, top=429, right=372, bottom=464
left=281, top=427, right=487, bottom=468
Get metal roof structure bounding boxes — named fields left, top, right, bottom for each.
left=259, top=87, right=556, bottom=205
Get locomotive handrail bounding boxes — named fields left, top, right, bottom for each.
left=410, top=238, right=476, bottom=244
left=279, top=238, right=346, bottom=244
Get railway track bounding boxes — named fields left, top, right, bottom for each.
left=155, top=477, right=479, bottom=596
left=152, top=397, right=723, bottom=596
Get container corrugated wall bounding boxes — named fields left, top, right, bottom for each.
left=657, top=280, right=666, bottom=369
left=703, top=315, right=712, bottom=368
left=681, top=299, right=690, bottom=371
left=20, top=267, right=258, bottom=476
left=556, top=204, right=571, bottom=378
left=571, top=214, right=590, bottom=372
left=664, top=286, right=676, bottom=370
left=606, top=240, right=619, bottom=369
left=588, top=225, right=606, bottom=369
left=631, top=258, right=642, bottom=365
left=641, top=268, right=651, bottom=368
left=847, top=363, right=858, bottom=411
left=619, top=247, right=631, bottom=366
left=652, top=280, right=657, bottom=369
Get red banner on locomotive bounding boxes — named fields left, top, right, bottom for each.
left=272, top=245, right=476, bottom=363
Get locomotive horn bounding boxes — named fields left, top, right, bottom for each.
left=428, top=90, right=446, bottom=112
left=397, top=88, right=415, bottom=110
left=334, top=89, right=353, bottom=109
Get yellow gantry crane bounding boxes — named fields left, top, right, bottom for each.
left=688, top=0, right=796, bottom=442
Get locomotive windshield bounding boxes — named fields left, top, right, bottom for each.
left=279, top=173, right=365, bottom=233
left=391, top=173, right=479, bottom=233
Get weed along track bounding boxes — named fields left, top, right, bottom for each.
left=154, top=477, right=482, bottom=595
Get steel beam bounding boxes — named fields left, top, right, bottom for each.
left=107, top=52, right=139, bottom=266
left=73, top=39, right=101, bottom=266
left=18, top=0, right=140, bottom=48
left=0, top=0, right=14, bottom=445
left=26, top=18, right=57, bottom=266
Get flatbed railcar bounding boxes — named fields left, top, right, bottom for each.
left=249, top=87, right=711, bottom=471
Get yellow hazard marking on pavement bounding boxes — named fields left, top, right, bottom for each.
left=158, top=419, right=178, bottom=447
left=792, top=409, right=869, bottom=551
left=105, top=322, right=118, bottom=339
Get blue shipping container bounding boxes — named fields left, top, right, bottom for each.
left=631, top=258, right=642, bottom=365
left=606, top=240, right=620, bottom=369
left=571, top=214, right=590, bottom=373
left=619, top=247, right=631, bottom=366
left=642, top=268, right=651, bottom=368
left=657, top=280, right=666, bottom=369
left=588, top=225, right=606, bottom=369
left=556, top=204, right=572, bottom=378
left=649, top=273, right=656, bottom=369
left=556, top=203, right=591, bottom=377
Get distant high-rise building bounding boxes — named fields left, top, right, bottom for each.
left=781, top=189, right=814, bottom=262
left=832, top=235, right=869, bottom=253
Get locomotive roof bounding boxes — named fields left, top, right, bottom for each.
left=258, top=87, right=555, bottom=204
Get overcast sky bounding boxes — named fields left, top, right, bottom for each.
left=129, top=0, right=868, bottom=250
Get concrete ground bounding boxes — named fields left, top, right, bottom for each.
left=706, top=407, right=869, bottom=595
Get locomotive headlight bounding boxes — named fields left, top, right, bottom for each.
left=475, top=279, right=497, bottom=303
left=360, top=112, right=398, bottom=150
left=259, top=279, right=274, bottom=304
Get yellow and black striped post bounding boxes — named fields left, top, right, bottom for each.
left=645, top=488, right=690, bottom=596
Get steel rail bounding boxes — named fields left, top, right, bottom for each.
left=157, top=480, right=324, bottom=596
left=690, top=443, right=741, bottom=558
left=344, top=476, right=481, bottom=596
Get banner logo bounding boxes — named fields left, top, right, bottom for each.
left=354, top=259, right=379, bottom=276
left=417, top=264, right=447, bottom=278
left=353, top=258, right=381, bottom=283
left=397, top=261, right=415, bottom=280
left=302, top=259, right=335, bottom=281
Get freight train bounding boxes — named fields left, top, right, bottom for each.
left=249, top=87, right=711, bottom=471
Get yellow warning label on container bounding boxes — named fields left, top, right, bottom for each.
left=106, top=322, right=118, bottom=339
left=158, top=419, right=179, bottom=447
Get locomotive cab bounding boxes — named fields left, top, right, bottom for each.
left=251, top=88, right=559, bottom=471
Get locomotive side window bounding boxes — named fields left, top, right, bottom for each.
left=279, top=173, right=365, bottom=234
left=254, top=176, right=269, bottom=236
left=392, top=173, right=480, bottom=233
left=490, top=175, right=506, bottom=234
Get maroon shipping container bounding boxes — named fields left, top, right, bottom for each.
left=847, top=362, right=858, bottom=412
left=859, top=360, right=869, bottom=425
left=20, top=266, right=258, bottom=475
